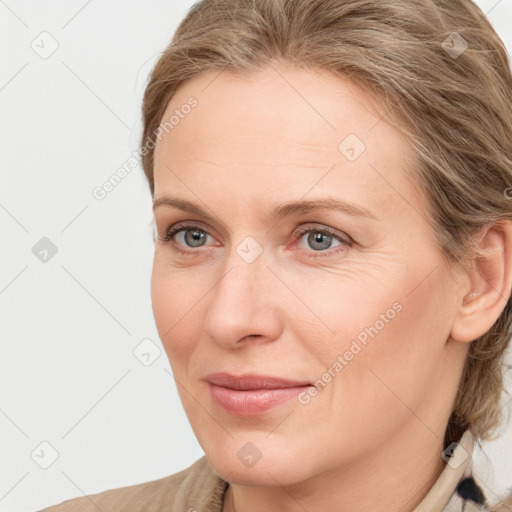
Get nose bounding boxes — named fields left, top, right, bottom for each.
left=203, top=246, right=283, bottom=349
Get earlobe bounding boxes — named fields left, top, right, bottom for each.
left=450, top=221, right=512, bottom=343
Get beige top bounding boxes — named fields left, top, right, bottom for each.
left=41, top=430, right=487, bottom=512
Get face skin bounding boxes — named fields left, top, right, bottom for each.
left=151, top=63, right=473, bottom=512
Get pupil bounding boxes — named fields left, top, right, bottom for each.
left=309, top=232, right=331, bottom=251
left=186, top=229, right=205, bottom=247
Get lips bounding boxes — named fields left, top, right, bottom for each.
left=205, top=372, right=313, bottom=416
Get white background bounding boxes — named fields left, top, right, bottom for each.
left=1, top=1, right=511, bottom=511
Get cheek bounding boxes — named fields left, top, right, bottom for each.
left=288, top=272, right=452, bottom=459
left=300, top=261, right=452, bottom=396
left=150, top=256, right=206, bottom=363
left=333, top=272, right=451, bottom=416
left=286, top=268, right=402, bottom=361
left=307, top=255, right=450, bottom=355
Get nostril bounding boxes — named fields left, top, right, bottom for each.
left=241, top=334, right=259, bottom=341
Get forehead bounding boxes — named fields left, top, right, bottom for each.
left=156, top=64, right=389, bottom=158
left=152, top=64, right=422, bottom=221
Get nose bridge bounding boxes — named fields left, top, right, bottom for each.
left=213, top=236, right=268, bottom=314
left=218, top=231, right=268, bottom=292
left=203, top=235, right=280, bottom=346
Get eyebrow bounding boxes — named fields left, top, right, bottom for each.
left=152, top=196, right=377, bottom=221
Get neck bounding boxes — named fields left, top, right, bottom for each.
left=223, top=420, right=447, bottom=512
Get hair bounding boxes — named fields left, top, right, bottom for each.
left=140, top=0, right=512, bottom=507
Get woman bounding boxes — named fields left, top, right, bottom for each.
left=42, top=0, right=512, bottom=510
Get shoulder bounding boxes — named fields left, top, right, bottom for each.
left=39, top=456, right=228, bottom=512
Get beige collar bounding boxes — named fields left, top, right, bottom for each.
left=413, top=430, right=475, bottom=512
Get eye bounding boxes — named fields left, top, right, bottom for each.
left=158, top=222, right=353, bottom=258
left=293, top=225, right=353, bottom=257
left=158, top=222, right=215, bottom=254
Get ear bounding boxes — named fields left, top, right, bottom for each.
left=450, top=221, right=512, bottom=343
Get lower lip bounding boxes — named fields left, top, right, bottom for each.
left=208, top=383, right=311, bottom=416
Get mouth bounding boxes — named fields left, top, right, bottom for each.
left=205, top=372, right=313, bottom=416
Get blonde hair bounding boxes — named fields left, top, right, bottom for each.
left=141, top=0, right=512, bottom=506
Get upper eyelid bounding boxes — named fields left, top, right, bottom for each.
left=294, top=224, right=352, bottom=242
left=164, top=221, right=217, bottom=240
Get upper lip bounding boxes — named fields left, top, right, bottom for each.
left=205, top=372, right=312, bottom=390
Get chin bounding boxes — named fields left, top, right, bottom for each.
left=203, top=440, right=315, bottom=487
left=208, top=457, right=303, bottom=487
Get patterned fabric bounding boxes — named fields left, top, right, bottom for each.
left=413, top=430, right=493, bottom=512
left=442, top=461, right=490, bottom=511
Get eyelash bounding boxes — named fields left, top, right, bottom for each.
left=157, top=222, right=353, bottom=258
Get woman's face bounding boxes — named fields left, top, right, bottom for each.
left=151, top=64, right=468, bottom=486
